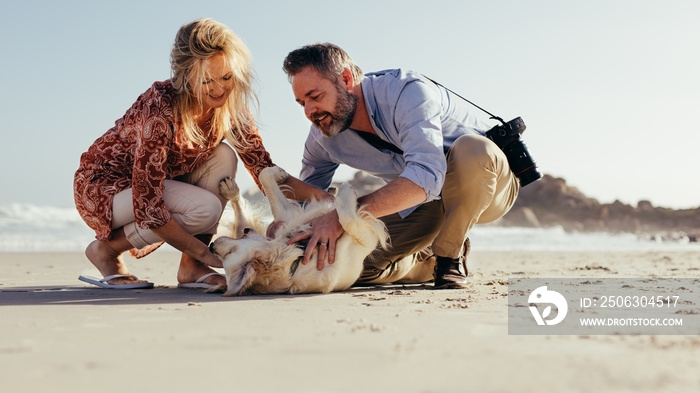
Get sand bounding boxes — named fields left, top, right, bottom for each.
left=1, top=250, right=699, bottom=393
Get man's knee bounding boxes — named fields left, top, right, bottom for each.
left=449, top=134, right=503, bottom=171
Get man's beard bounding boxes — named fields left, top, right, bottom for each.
left=313, top=82, right=358, bottom=137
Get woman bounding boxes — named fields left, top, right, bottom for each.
left=74, top=18, right=276, bottom=288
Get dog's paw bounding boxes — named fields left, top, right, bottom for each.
left=336, top=184, right=359, bottom=214
left=260, top=166, right=289, bottom=185
left=219, top=177, right=240, bottom=201
left=336, top=183, right=357, bottom=200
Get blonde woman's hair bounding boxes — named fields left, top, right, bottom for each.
left=171, top=18, right=257, bottom=150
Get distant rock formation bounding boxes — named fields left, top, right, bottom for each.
left=497, top=174, right=699, bottom=241
left=242, top=171, right=699, bottom=241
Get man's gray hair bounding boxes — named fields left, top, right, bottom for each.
left=283, top=43, right=363, bottom=83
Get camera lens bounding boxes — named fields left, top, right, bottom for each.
left=504, top=140, right=542, bottom=187
left=485, top=118, right=541, bottom=187
left=517, top=166, right=542, bottom=187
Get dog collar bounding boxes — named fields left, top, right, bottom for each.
left=290, top=256, right=302, bottom=276
left=289, top=238, right=310, bottom=277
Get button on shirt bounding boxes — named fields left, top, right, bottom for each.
left=300, top=69, right=497, bottom=218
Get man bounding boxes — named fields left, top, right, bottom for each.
left=280, top=43, right=520, bottom=289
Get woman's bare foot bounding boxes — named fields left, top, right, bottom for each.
left=177, top=253, right=226, bottom=285
left=85, top=239, right=148, bottom=286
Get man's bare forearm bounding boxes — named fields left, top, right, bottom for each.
left=358, top=177, right=427, bottom=218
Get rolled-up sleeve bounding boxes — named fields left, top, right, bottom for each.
left=393, top=80, right=446, bottom=202
left=131, top=112, right=174, bottom=230
left=234, top=118, right=275, bottom=191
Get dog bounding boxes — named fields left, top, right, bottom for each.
left=211, top=166, right=388, bottom=296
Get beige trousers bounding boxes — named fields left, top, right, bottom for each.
left=112, top=144, right=238, bottom=249
left=357, top=134, right=519, bottom=285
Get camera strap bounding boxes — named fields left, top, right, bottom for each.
left=422, top=75, right=505, bottom=125
left=356, top=75, right=507, bottom=156
left=355, top=130, right=404, bottom=155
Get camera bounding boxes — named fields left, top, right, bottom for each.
left=485, top=117, right=542, bottom=187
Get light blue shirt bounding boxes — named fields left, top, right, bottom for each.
left=300, top=69, right=497, bottom=217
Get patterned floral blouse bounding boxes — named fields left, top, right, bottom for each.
left=74, top=80, right=274, bottom=245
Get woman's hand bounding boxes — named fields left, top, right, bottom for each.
left=151, top=220, right=222, bottom=268
left=199, top=248, right=223, bottom=268
left=287, top=210, right=344, bottom=270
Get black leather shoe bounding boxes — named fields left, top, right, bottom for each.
left=434, top=256, right=468, bottom=289
left=433, top=238, right=470, bottom=289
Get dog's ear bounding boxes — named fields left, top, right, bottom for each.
left=222, top=243, right=277, bottom=296
left=223, top=261, right=258, bottom=296
left=222, top=246, right=274, bottom=296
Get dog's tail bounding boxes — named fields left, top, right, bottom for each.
left=335, top=184, right=389, bottom=250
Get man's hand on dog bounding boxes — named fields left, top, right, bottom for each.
left=287, top=210, right=344, bottom=270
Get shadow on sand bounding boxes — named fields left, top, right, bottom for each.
left=0, top=283, right=432, bottom=307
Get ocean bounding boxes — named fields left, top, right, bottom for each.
left=1, top=203, right=698, bottom=253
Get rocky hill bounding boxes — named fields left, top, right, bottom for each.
left=497, top=174, right=699, bottom=241
left=243, top=171, right=699, bottom=241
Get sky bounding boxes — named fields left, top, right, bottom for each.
left=1, top=0, right=698, bottom=209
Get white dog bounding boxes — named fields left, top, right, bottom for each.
left=211, top=166, right=388, bottom=296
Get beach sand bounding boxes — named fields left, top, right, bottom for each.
left=1, top=250, right=699, bottom=392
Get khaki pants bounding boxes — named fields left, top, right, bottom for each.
left=357, top=134, right=519, bottom=285
left=112, top=144, right=238, bottom=249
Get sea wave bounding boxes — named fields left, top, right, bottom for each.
left=469, top=225, right=700, bottom=252
left=0, top=203, right=697, bottom=253
left=0, top=203, right=87, bottom=228
left=0, top=204, right=96, bottom=252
